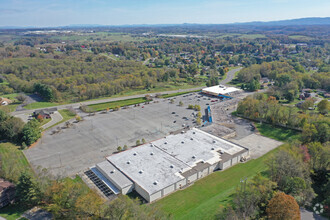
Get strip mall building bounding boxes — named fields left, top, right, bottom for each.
left=90, top=128, right=249, bottom=203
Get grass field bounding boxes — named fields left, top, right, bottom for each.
left=45, top=109, right=77, bottom=130
left=50, top=32, right=153, bottom=43
left=88, top=97, right=147, bottom=112
left=0, top=204, right=28, bottom=220
left=85, top=82, right=205, bottom=102
left=24, top=101, right=60, bottom=110
left=153, top=145, right=284, bottom=220
left=0, top=142, right=33, bottom=220
left=0, top=142, right=33, bottom=181
left=288, top=35, right=312, bottom=41
left=161, top=90, right=201, bottom=98
left=255, top=123, right=301, bottom=142
left=0, top=93, right=20, bottom=100
left=216, top=33, right=266, bottom=39
left=0, top=103, right=20, bottom=113
left=39, top=118, right=51, bottom=127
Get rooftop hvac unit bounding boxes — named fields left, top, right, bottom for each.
left=127, top=161, right=130, bottom=164
left=170, top=165, right=174, bottom=168
left=192, top=155, right=196, bottom=159
left=139, top=170, right=143, bottom=174
left=110, top=170, right=115, bottom=174
left=153, top=181, right=158, bottom=185
left=133, top=152, right=137, bottom=156
left=150, top=152, right=154, bottom=155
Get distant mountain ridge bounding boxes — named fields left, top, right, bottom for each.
left=0, top=17, right=329, bottom=29
left=234, top=17, right=330, bottom=26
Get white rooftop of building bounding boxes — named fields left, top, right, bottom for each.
left=107, top=143, right=190, bottom=195
left=202, top=85, right=241, bottom=96
left=106, top=128, right=246, bottom=195
left=95, top=160, right=133, bottom=189
left=153, top=128, right=245, bottom=166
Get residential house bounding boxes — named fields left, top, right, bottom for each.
left=0, top=97, right=13, bottom=106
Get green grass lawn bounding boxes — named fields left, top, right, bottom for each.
left=161, top=90, right=201, bottom=98
left=0, top=93, right=22, bottom=112
left=0, top=142, right=32, bottom=180
left=24, top=101, right=60, bottom=110
left=85, top=82, right=205, bottom=103
left=39, top=118, right=51, bottom=127
left=255, top=123, right=301, bottom=142
left=0, top=142, right=34, bottom=219
left=45, top=109, right=76, bottom=130
left=88, top=97, right=147, bottom=112
left=0, top=204, right=28, bottom=220
left=0, top=93, right=20, bottom=101
left=288, top=35, right=312, bottom=41
left=0, top=103, right=20, bottom=113
left=153, top=145, right=284, bottom=220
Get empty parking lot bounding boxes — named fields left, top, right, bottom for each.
left=24, top=93, right=223, bottom=176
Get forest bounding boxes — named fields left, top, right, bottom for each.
left=0, top=24, right=329, bottom=104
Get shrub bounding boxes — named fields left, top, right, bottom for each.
left=136, top=140, right=141, bottom=146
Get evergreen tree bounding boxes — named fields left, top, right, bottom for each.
left=16, top=172, right=40, bottom=207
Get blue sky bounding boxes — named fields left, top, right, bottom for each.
left=0, top=0, right=329, bottom=27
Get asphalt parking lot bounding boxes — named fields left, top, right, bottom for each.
left=232, top=133, right=283, bottom=159
left=24, top=92, right=225, bottom=177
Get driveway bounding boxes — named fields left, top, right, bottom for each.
left=16, top=94, right=42, bottom=111
left=220, top=67, right=242, bottom=85
left=300, top=208, right=327, bottom=220
left=41, top=111, right=63, bottom=130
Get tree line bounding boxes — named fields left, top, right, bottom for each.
left=236, top=94, right=329, bottom=143
left=0, top=110, right=41, bottom=147
left=236, top=61, right=329, bottom=95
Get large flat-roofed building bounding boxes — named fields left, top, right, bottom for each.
left=202, top=85, right=241, bottom=98
left=90, top=128, right=248, bottom=203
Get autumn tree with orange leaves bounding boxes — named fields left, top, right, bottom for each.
left=266, top=192, right=300, bottom=220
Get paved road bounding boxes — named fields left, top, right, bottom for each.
left=16, top=94, right=42, bottom=111
left=143, top=58, right=151, bottom=65
left=300, top=208, right=327, bottom=220
left=41, top=111, right=63, bottom=130
left=11, top=86, right=205, bottom=116
left=220, top=67, right=242, bottom=85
